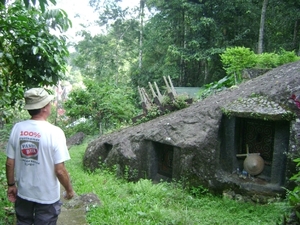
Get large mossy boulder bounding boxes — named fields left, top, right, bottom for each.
left=83, top=61, right=300, bottom=197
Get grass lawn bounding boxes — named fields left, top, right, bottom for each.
left=0, top=139, right=289, bottom=224
left=66, top=141, right=288, bottom=225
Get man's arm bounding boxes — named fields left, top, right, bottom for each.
left=6, top=157, right=15, bottom=185
left=6, top=157, right=17, bottom=202
left=54, top=162, right=74, bottom=199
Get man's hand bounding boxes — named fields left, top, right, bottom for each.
left=7, top=186, right=17, bottom=203
left=63, top=190, right=75, bottom=200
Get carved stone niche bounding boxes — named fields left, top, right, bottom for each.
left=219, top=96, right=293, bottom=193
left=221, top=116, right=289, bottom=184
left=148, top=141, right=174, bottom=182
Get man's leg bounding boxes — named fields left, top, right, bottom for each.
left=34, top=200, right=62, bottom=225
left=15, top=196, right=35, bottom=225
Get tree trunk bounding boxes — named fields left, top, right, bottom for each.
left=257, top=0, right=268, bottom=54
left=293, top=19, right=299, bottom=53
left=138, top=0, right=145, bottom=71
left=203, top=60, right=208, bottom=84
left=180, top=9, right=186, bottom=86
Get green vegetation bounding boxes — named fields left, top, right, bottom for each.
left=198, top=47, right=300, bottom=100
left=0, top=153, right=15, bottom=225
left=63, top=79, right=137, bottom=135
left=0, top=0, right=71, bottom=122
left=48, top=143, right=291, bottom=224
left=73, top=0, right=300, bottom=91
left=221, top=47, right=257, bottom=84
left=286, top=157, right=300, bottom=220
left=221, top=47, right=300, bottom=84
left=1, top=0, right=300, bottom=223
left=197, top=76, right=235, bottom=100
left=2, top=141, right=288, bottom=224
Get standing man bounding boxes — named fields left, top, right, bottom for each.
left=6, top=87, right=74, bottom=224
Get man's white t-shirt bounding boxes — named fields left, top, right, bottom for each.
left=6, top=120, right=70, bottom=204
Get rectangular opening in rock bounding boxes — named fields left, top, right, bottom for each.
left=236, top=118, right=275, bottom=180
left=220, top=115, right=289, bottom=186
left=154, top=142, right=174, bottom=178
left=103, top=143, right=113, bottom=160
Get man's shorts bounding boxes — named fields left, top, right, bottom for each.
left=15, top=196, right=62, bottom=225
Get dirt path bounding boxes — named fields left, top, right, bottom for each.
left=57, top=187, right=87, bottom=225
left=57, top=206, right=87, bottom=225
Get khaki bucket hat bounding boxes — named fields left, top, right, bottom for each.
left=24, top=88, right=54, bottom=110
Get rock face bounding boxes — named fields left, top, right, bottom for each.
left=83, top=61, right=300, bottom=197
left=67, top=132, right=85, bottom=149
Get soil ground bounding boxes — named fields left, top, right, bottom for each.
left=57, top=186, right=87, bottom=225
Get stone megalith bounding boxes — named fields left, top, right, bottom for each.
left=83, top=61, right=300, bottom=197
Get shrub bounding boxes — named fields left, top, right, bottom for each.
left=220, top=47, right=257, bottom=84
left=64, top=79, right=136, bottom=134
left=256, top=52, right=279, bottom=68
left=277, top=49, right=300, bottom=65
left=256, top=50, right=300, bottom=68
left=220, top=47, right=300, bottom=86
left=199, top=48, right=300, bottom=101
left=197, top=75, right=235, bottom=100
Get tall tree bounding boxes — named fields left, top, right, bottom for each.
left=73, top=16, right=139, bottom=84
left=138, top=0, right=145, bottom=71
left=74, top=0, right=139, bottom=85
left=257, top=0, right=268, bottom=54
left=78, top=0, right=298, bottom=94
left=263, top=0, right=300, bottom=52
left=0, top=1, right=71, bottom=121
